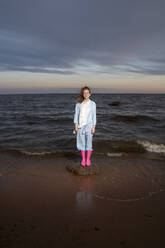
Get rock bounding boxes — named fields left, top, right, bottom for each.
left=66, top=162, right=100, bottom=175
left=109, top=101, right=120, bottom=106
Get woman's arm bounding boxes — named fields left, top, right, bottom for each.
left=74, top=103, right=79, bottom=133
left=92, top=102, right=96, bottom=127
left=74, top=103, right=79, bottom=124
left=91, top=103, right=96, bottom=133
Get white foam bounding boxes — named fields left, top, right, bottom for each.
left=107, top=152, right=123, bottom=157
left=20, top=150, right=55, bottom=155
left=137, top=140, right=165, bottom=153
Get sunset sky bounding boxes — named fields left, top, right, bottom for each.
left=0, top=0, right=165, bottom=94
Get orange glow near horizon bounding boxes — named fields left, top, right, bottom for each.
left=0, top=71, right=165, bottom=93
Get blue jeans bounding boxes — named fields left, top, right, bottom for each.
left=76, top=123, right=93, bottom=151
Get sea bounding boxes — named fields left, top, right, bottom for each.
left=0, top=93, right=165, bottom=157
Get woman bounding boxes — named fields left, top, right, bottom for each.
left=73, top=86, right=96, bottom=167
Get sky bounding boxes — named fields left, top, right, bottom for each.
left=0, top=0, right=165, bottom=94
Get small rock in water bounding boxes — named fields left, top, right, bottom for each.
left=109, top=101, right=120, bottom=106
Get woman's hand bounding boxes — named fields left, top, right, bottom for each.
left=75, top=124, right=78, bottom=133
left=91, top=126, right=96, bottom=134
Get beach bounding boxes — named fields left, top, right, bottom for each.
left=0, top=150, right=165, bottom=247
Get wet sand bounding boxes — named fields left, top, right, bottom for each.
left=0, top=151, right=165, bottom=247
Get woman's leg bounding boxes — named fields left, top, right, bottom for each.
left=85, top=125, right=93, bottom=166
left=76, top=128, right=85, bottom=151
left=76, top=128, right=86, bottom=166
left=86, top=150, right=92, bottom=166
left=80, top=150, right=86, bottom=166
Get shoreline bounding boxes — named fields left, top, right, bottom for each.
left=0, top=151, right=165, bottom=247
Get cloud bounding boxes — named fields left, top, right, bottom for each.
left=0, top=0, right=165, bottom=75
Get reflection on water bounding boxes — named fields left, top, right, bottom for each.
left=76, top=191, right=93, bottom=210
left=76, top=177, right=94, bottom=211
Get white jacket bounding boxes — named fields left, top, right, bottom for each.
left=73, top=99, right=97, bottom=127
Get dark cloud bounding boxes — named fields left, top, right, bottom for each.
left=126, top=67, right=165, bottom=76
left=0, top=0, right=165, bottom=75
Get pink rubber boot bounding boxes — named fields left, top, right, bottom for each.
left=86, top=150, right=92, bottom=166
left=80, top=150, right=86, bottom=166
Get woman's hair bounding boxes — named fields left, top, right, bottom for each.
left=77, top=86, right=91, bottom=103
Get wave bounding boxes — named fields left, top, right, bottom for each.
left=1, top=140, right=165, bottom=158
left=95, top=139, right=165, bottom=154
left=0, top=148, right=75, bottom=157
left=24, top=116, right=72, bottom=123
left=111, top=114, right=160, bottom=122
left=137, top=140, right=165, bottom=153
left=107, top=152, right=124, bottom=157
left=47, top=117, right=73, bottom=123
left=94, top=140, right=146, bottom=153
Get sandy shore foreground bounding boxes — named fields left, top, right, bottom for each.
left=0, top=151, right=165, bottom=247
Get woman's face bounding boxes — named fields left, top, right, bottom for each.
left=83, top=89, right=91, bottom=99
